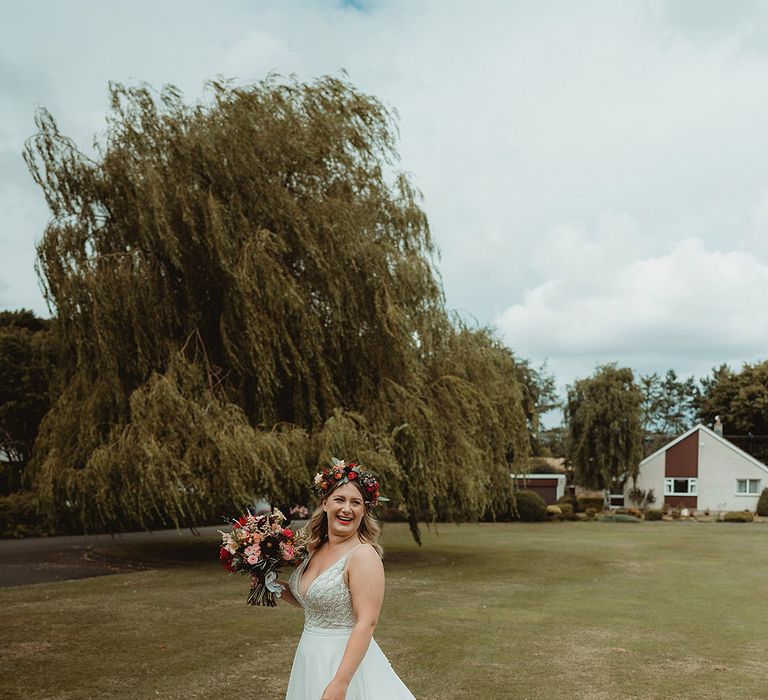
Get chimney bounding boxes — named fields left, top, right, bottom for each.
left=714, top=416, right=723, bottom=436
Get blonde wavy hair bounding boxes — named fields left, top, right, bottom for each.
left=307, top=480, right=383, bottom=558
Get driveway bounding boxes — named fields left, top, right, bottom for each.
left=0, top=518, right=307, bottom=588
left=0, top=525, right=225, bottom=588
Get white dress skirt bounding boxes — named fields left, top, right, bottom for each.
left=286, top=545, right=415, bottom=700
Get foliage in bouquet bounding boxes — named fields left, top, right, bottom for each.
left=219, top=508, right=308, bottom=606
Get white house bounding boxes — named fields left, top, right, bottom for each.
left=625, top=423, right=768, bottom=512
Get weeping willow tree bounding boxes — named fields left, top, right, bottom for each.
left=566, top=363, right=643, bottom=492
left=25, top=75, right=530, bottom=537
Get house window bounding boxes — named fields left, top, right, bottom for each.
left=736, top=479, right=761, bottom=495
left=664, top=478, right=698, bottom=496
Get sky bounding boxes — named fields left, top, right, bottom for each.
left=3, top=0, right=768, bottom=415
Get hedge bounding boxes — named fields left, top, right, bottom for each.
left=577, top=496, right=604, bottom=513
left=0, top=491, right=49, bottom=538
left=557, top=493, right=578, bottom=511
left=722, top=511, right=754, bottom=523
left=515, top=490, right=547, bottom=522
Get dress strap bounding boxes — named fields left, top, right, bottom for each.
left=341, top=543, right=368, bottom=579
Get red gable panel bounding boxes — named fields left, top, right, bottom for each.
left=665, top=429, right=699, bottom=477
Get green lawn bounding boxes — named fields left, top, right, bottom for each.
left=2, top=521, right=767, bottom=699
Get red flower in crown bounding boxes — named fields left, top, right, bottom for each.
left=312, top=458, right=389, bottom=507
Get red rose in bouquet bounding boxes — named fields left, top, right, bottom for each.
left=218, top=508, right=308, bottom=606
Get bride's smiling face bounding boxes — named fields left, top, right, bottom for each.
left=323, top=482, right=366, bottom=536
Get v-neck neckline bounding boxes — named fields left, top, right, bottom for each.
left=298, top=543, right=362, bottom=600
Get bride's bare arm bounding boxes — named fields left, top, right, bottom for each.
left=249, top=574, right=301, bottom=607
left=321, top=545, right=385, bottom=700
left=277, top=577, right=300, bottom=607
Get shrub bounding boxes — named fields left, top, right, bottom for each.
left=722, top=511, right=755, bottom=523
left=670, top=509, right=681, bottom=520
left=0, top=491, right=49, bottom=538
left=644, top=508, right=664, bottom=521
left=615, top=507, right=643, bottom=517
left=574, top=512, right=590, bottom=521
left=757, top=488, right=768, bottom=517
left=585, top=507, right=596, bottom=520
left=577, top=497, right=604, bottom=513
left=627, top=486, right=656, bottom=508
left=515, top=490, right=547, bottom=522
left=557, top=493, right=578, bottom=510
left=546, top=505, right=562, bottom=517
left=559, top=503, right=574, bottom=516
left=600, top=513, right=642, bottom=523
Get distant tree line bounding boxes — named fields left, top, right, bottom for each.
left=0, top=310, right=51, bottom=493
left=5, top=294, right=766, bottom=521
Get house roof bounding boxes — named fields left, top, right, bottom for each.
left=511, top=473, right=566, bottom=482
left=640, top=423, right=768, bottom=476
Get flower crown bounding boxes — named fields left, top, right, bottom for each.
left=313, top=458, right=389, bottom=507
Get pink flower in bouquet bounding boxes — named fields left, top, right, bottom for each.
left=219, top=508, right=308, bottom=607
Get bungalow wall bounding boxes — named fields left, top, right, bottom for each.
left=697, top=430, right=767, bottom=512
left=624, top=450, right=664, bottom=508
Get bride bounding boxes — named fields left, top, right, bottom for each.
left=274, top=459, right=415, bottom=700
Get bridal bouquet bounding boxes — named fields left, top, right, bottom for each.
left=219, top=508, right=308, bottom=607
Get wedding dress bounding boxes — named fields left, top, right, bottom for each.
left=285, top=544, right=415, bottom=699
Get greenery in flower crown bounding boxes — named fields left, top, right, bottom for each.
left=313, top=458, right=389, bottom=507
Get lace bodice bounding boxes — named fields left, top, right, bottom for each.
left=289, top=545, right=364, bottom=630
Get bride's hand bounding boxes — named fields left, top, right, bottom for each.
left=320, top=678, right=349, bottom=700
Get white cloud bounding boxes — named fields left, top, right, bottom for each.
left=496, top=234, right=768, bottom=384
